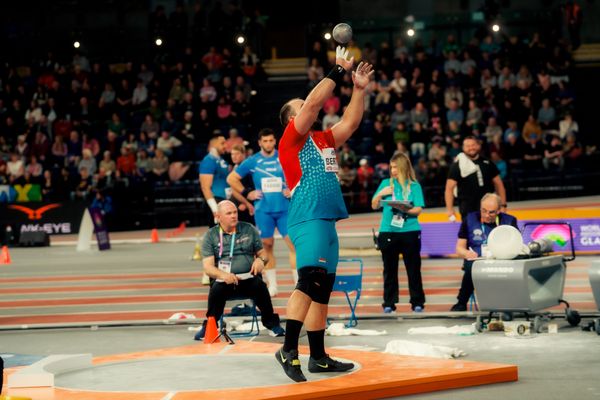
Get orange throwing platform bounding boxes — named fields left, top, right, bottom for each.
left=3, top=341, right=517, bottom=399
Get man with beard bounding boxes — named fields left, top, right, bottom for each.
left=275, top=46, right=374, bottom=382
left=200, top=134, right=231, bottom=227
left=227, top=128, right=297, bottom=297
left=445, top=136, right=506, bottom=222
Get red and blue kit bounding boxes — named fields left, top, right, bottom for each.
left=278, top=119, right=348, bottom=226
left=278, top=119, right=347, bottom=272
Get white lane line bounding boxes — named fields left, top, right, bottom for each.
left=161, top=391, right=177, bottom=400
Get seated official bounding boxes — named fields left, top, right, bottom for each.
left=450, top=193, right=518, bottom=311
left=194, top=200, right=285, bottom=339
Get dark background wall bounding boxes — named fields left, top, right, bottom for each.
left=2, top=0, right=598, bottom=62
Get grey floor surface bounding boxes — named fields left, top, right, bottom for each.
left=2, top=316, right=600, bottom=399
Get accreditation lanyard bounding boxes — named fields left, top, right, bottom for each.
left=390, top=180, right=411, bottom=228
left=391, top=180, right=411, bottom=201
left=480, top=216, right=500, bottom=245
left=218, top=227, right=236, bottom=259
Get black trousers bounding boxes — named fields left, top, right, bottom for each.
left=378, top=231, right=425, bottom=310
left=207, top=275, right=280, bottom=329
left=457, top=260, right=475, bottom=304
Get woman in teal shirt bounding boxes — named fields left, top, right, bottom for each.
left=372, top=153, right=426, bottom=313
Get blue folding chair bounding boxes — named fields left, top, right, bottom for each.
left=219, top=297, right=260, bottom=338
left=332, top=258, right=364, bottom=327
left=469, top=293, right=479, bottom=312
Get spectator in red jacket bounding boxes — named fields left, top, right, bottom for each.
left=357, top=158, right=375, bottom=207
left=117, top=147, right=136, bottom=176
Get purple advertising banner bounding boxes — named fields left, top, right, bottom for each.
left=420, top=218, right=600, bottom=256
left=88, top=207, right=111, bottom=251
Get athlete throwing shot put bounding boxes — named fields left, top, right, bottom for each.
left=227, top=128, right=297, bottom=297
left=276, top=46, right=374, bottom=382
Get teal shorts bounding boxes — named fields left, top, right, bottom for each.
left=288, top=219, right=339, bottom=274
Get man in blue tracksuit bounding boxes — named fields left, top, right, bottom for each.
left=199, top=134, right=230, bottom=227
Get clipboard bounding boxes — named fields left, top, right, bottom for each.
left=381, top=200, right=413, bottom=211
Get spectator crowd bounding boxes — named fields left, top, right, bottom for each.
left=0, top=3, right=265, bottom=216
left=0, top=3, right=590, bottom=220
left=309, top=30, right=586, bottom=209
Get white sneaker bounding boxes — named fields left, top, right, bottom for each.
left=268, top=285, right=278, bottom=297
left=201, top=273, right=210, bottom=285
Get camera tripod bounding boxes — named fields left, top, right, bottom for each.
left=211, top=321, right=235, bottom=345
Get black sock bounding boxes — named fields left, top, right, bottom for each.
left=307, top=329, right=326, bottom=360
left=283, top=319, right=303, bottom=352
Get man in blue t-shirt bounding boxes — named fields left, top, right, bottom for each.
left=227, top=128, right=297, bottom=297
left=199, top=134, right=231, bottom=227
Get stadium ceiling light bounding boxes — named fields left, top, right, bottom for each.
left=492, top=23, right=500, bottom=32
left=155, top=38, right=163, bottom=46
left=324, top=32, right=332, bottom=40
left=407, top=28, right=415, bottom=37
left=73, top=41, right=81, bottom=49
left=236, top=35, right=246, bottom=45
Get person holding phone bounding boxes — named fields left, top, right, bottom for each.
left=372, top=153, right=426, bottom=313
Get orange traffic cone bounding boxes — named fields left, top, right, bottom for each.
left=204, top=316, right=220, bottom=344
left=150, top=228, right=159, bottom=243
left=1, top=245, right=11, bottom=265
left=167, top=221, right=187, bottom=238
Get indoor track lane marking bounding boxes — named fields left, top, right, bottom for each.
left=0, top=271, right=203, bottom=284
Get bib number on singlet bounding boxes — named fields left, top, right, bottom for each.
left=321, top=148, right=339, bottom=173
left=261, top=177, right=283, bottom=193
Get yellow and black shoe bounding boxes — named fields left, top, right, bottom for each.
left=275, top=347, right=306, bottom=382
left=308, top=354, right=354, bottom=373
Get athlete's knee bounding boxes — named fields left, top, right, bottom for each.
left=295, top=267, right=335, bottom=304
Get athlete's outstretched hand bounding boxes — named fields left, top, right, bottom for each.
left=352, top=62, right=374, bottom=90
left=335, top=46, right=354, bottom=71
